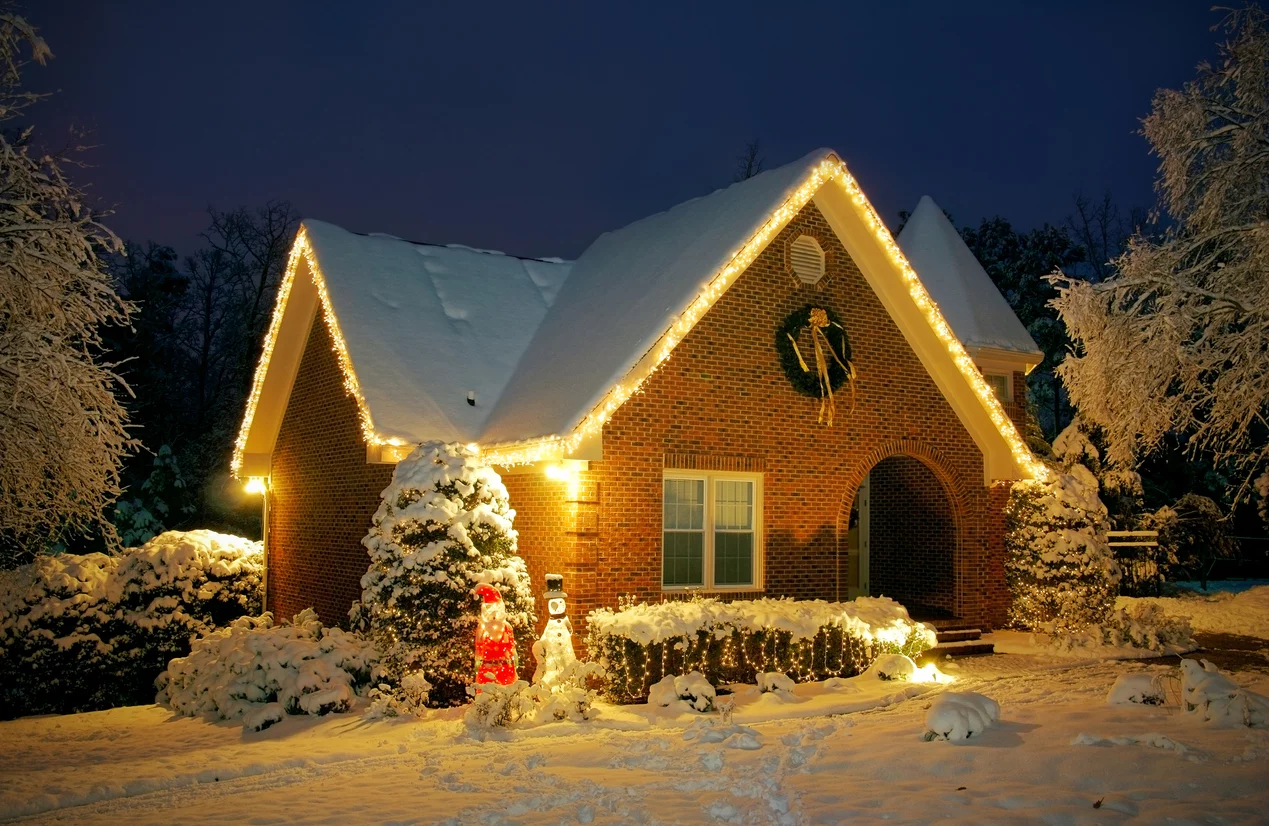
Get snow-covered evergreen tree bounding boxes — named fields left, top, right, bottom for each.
left=1004, top=465, right=1119, bottom=632
left=0, top=12, right=136, bottom=564
left=356, top=442, right=535, bottom=706
left=1051, top=7, right=1269, bottom=501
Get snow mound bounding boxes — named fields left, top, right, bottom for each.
left=923, top=691, right=1000, bottom=742
left=757, top=672, right=796, bottom=695
left=1180, top=659, right=1269, bottom=728
left=648, top=672, right=716, bottom=712
left=1072, top=732, right=1189, bottom=754
left=1107, top=673, right=1167, bottom=706
left=865, top=653, right=918, bottom=681
left=157, top=609, right=376, bottom=731
left=683, top=717, right=763, bottom=750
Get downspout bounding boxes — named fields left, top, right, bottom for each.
left=261, top=481, right=269, bottom=613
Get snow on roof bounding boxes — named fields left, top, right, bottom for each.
left=895, top=196, right=1042, bottom=359
left=303, top=220, right=571, bottom=444
left=478, top=149, right=832, bottom=444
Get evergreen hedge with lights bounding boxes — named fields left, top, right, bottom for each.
left=586, top=596, right=934, bottom=704
left=354, top=441, right=536, bottom=707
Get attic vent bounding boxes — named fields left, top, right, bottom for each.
left=789, top=235, right=826, bottom=284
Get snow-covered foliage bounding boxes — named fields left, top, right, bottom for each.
left=463, top=678, right=599, bottom=730
left=587, top=596, right=934, bottom=704
left=1045, top=601, right=1194, bottom=654
left=1004, top=470, right=1119, bottom=632
left=1256, top=470, right=1269, bottom=528
left=648, top=672, right=716, bottom=712
left=355, top=442, right=535, bottom=707
left=1107, top=673, right=1167, bottom=706
left=865, top=653, right=919, bottom=681
left=1180, top=659, right=1269, bottom=728
left=923, top=691, right=1000, bottom=742
left=112, top=446, right=195, bottom=547
left=0, top=14, right=137, bottom=563
left=157, top=609, right=376, bottom=731
left=757, top=672, right=796, bottom=696
left=1118, top=583, right=1269, bottom=637
left=1156, top=494, right=1238, bottom=588
left=1051, top=8, right=1269, bottom=497
left=0, top=530, right=261, bottom=717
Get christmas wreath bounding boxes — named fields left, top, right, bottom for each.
left=775, top=304, right=856, bottom=425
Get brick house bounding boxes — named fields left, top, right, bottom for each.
left=232, top=149, right=1045, bottom=635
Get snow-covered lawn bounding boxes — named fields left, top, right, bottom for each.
left=1119, top=583, right=1269, bottom=638
left=2, top=656, right=1267, bottom=825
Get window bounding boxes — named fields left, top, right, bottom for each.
left=984, top=373, right=1010, bottom=405
left=662, top=472, right=762, bottom=589
left=789, top=235, right=826, bottom=284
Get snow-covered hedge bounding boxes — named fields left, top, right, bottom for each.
left=0, top=530, right=261, bottom=718
left=586, top=596, right=935, bottom=704
left=157, top=609, right=376, bottom=731
left=1047, top=601, right=1194, bottom=654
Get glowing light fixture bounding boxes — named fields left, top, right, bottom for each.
left=244, top=477, right=268, bottom=495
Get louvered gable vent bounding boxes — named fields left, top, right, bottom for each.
left=789, top=235, right=825, bottom=284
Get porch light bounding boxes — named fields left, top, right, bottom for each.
left=244, top=477, right=268, bottom=495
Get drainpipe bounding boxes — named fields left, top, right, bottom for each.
left=261, top=483, right=269, bottom=613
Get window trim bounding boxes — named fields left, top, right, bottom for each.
left=983, top=371, right=1012, bottom=405
left=661, top=469, right=764, bottom=592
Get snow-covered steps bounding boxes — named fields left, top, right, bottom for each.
left=920, top=622, right=995, bottom=658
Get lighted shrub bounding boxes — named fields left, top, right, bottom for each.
left=586, top=596, right=935, bottom=704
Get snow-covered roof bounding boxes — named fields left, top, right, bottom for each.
left=895, top=196, right=1043, bottom=361
left=480, top=150, right=829, bottom=444
left=304, top=220, right=572, bottom=443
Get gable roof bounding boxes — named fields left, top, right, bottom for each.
left=896, top=196, right=1043, bottom=364
left=481, top=151, right=827, bottom=444
left=234, top=150, right=1046, bottom=483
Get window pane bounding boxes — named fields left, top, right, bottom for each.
left=714, top=480, right=753, bottom=530
left=663, top=531, right=704, bottom=586
left=714, top=532, right=753, bottom=586
left=664, top=479, right=704, bottom=530
left=984, top=374, right=1009, bottom=404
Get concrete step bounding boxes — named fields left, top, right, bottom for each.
left=922, top=639, right=996, bottom=658
left=935, top=627, right=983, bottom=644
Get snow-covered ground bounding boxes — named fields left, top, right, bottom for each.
left=2, top=656, right=1267, bottom=825
left=1119, top=583, right=1269, bottom=638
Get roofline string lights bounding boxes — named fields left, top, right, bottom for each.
left=236, top=156, right=1046, bottom=482
left=231, top=226, right=403, bottom=477
left=481, top=155, right=1047, bottom=481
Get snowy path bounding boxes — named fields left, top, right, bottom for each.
left=2, top=658, right=1268, bottom=825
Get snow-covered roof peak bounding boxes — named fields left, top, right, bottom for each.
left=896, top=196, right=1042, bottom=361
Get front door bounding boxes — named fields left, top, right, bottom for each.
left=847, top=474, right=870, bottom=600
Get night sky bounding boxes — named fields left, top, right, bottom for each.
left=37, top=1, right=1216, bottom=260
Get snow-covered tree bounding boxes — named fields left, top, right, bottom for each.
left=355, top=442, right=536, bottom=707
left=0, top=12, right=136, bottom=564
left=1051, top=7, right=1269, bottom=500
left=1004, top=466, right=1119, bottom=632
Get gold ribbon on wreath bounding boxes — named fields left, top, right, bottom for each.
left=787, top=307, right=856, bottom=426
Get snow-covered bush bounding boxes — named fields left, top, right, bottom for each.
left=1045, top=601, right=1194, bottom=654
left=463, top=679, right=599, bottom=730
left=1107, top=673, right=1167, bottom=706
left=1004, top=469, right=1119, bottom=632
left=0, top=530, right=261, bottom=717
left=587, top=596, right=935, bottom=704
left=355, top=442, right=536, bottom=707
left=157, top=608, right=375, bottom=730
left=923, top=691, right=1000, bottom=742
left=1158, top=494, right=1238, bottom=589
left=648, top=671, right=716, bottom=712
left=866, top=653, right=918, bottom=681
left=1180, top=659, right=1269, bottom=728
left=757, top=671, right=796, bottom=695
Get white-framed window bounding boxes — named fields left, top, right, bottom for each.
left=662, top=471, right=762, bottom=590
left=984, top=372, right=1011, bottom=405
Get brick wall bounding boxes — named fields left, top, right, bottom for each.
left=267, top=315, right=393, bottom=626
left=553, top=201, right=1010, bottom=629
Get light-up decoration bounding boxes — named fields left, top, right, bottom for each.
left=479, top=154, right=1047, bottom=481
left=474, top=584, right=518, bottom=687
left=911, top=662, right=954, bottom=684
left=236, top=155, right=1045, bottom=482
left=231, top=226, right=394, bottom=477
left=244, top=477, right=267, bottom=495
left=532, top=573, right=577, bottom=689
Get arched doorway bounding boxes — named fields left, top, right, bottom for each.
left=844, top=454, right=959, bottom=618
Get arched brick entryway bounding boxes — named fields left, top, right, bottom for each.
left=836, top=440, right=967, bottom=618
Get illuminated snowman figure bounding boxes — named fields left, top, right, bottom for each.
left=532, top=573, right=577, bottom=689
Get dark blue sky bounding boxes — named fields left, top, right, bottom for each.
left=37, top=1, right=1216, bottom=259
